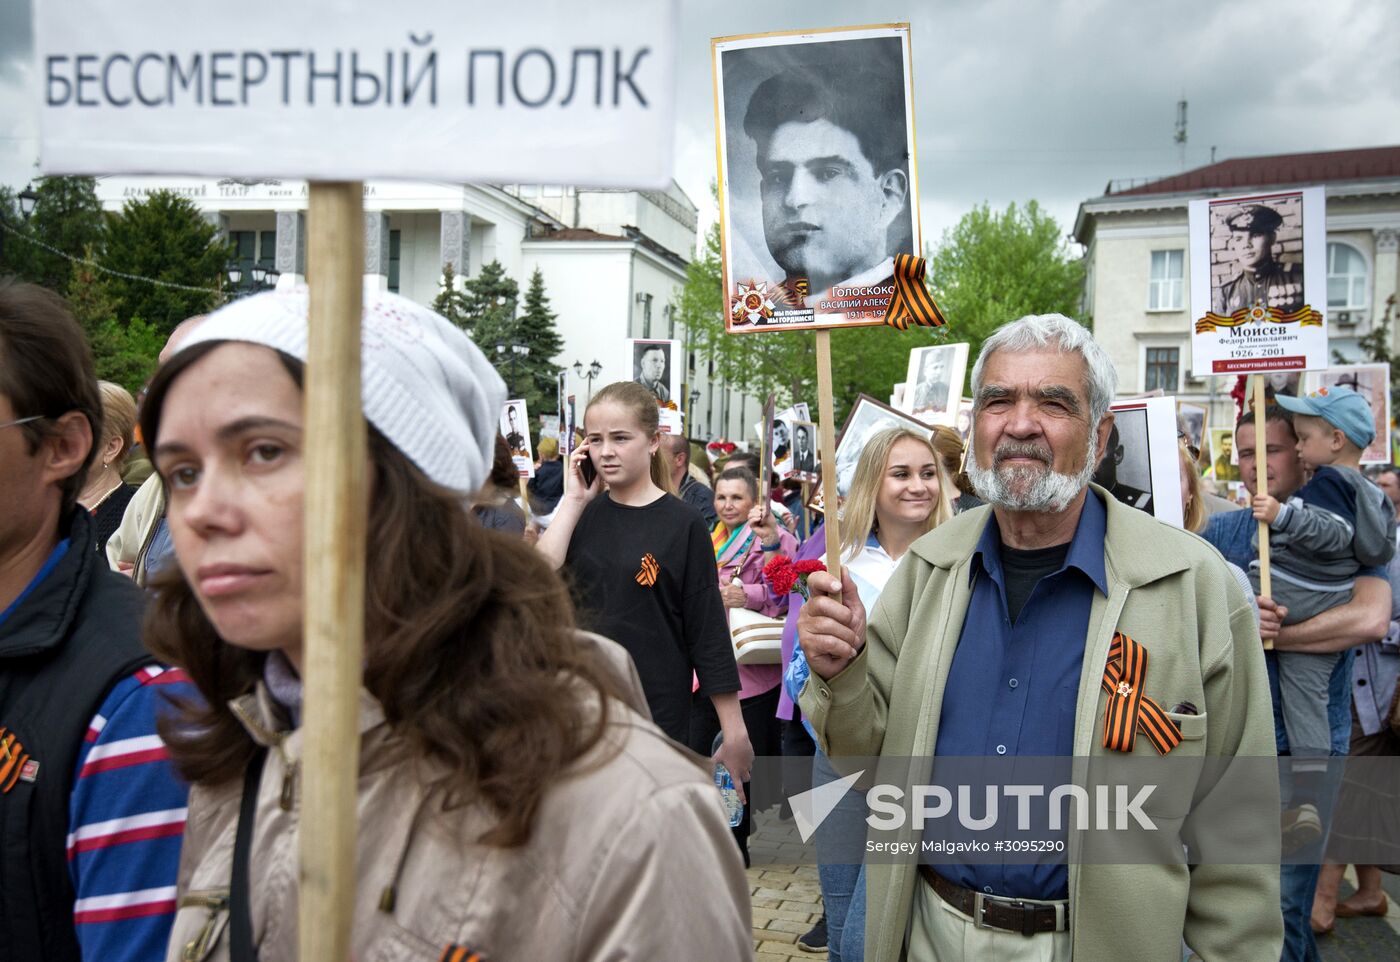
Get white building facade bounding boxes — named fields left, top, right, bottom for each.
left=94, top=176, right=760, bottom=444
left=1074, top=147, right=1400, bottom=433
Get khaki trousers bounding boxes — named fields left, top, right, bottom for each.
left=906, top=880, right=1072, bottom=961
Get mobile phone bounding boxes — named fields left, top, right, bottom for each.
left=580, top=453, right=598, bottom=488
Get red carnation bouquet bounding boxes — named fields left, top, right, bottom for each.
left=763, top=555, right=827, bottom=601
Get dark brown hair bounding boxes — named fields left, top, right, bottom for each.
left=140, top=341, right=627, bottom=847
left=0, top=278, right=103, bottom=516
left=488, top=434, right=517, bottom=490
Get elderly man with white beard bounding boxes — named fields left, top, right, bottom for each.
left=796, top=314, right=1281, bottom=962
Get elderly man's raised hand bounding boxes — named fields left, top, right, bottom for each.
left=797, top=569, right=867, bottom=679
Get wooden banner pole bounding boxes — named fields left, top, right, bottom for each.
left=1253, top=375, right=1273, bottom=650
left=519, top=475, right=531, bottom=516
left=815, top=330, right=843, bottom=585
left=300, top=181, right=367, bottom=962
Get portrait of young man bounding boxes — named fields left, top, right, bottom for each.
left=716, top=31, right=916, bottom=325
left=1211, top=199, right=1305, bottom=315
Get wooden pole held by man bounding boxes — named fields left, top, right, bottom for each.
left=815, top=330, right=843, bottom=584
left=1253, top=375, right=1273, bottom=650
left=300, top=181, right=368, bottom=961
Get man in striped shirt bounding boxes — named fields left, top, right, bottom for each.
left=0, top=280, right=190, bottom=962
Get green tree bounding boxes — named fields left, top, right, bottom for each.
left=90, top=317, right=166, bottom=395
left=65, top=245, right=118, bottom=342
left=0, top=177, right=106, bottom=292
left=431, top=262, right=472, bottom=330
left=928, top=200, right=1086, bottom=395
left=102, top=190, right=229, bottom=335
left=461, top=260, right=520, bottom=348
left=514, top=268, right=564, bottom=417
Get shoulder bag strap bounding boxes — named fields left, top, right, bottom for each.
left=230, top=747, right=268, bottom=962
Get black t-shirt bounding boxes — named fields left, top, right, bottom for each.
left=1001, top=541, right=1071, bottom=624
left=564, top=492, right=740, bottom=742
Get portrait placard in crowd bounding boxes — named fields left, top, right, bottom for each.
left=1305, top=363, right=1392, bottom=464
left=499, top=399, right=534, bottom=479
left=901, top=342, right=969, bottom=426
left=1092, top=397, right=1184, bottom=528
left=1189, top=186, right=1327, bottom=376
left=1207, top=427, right=1239, bottom=482
left=625, top=338, right=683, bottom=433
left=788, top=420, right=819, bottom=482
left=713, top=24, right=919, bottom=332
left=1177, top=401, right=1207, bottom=453
left=834, top=394, right=932, bottom=497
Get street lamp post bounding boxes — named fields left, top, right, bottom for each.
left=496, top=341, right=531, bottom=395
left=689, top=388, right=701, bottom=439
left=225, top=260, right=280, bottom=300
left=0, top=184, right=40, bottom=265
left=573, top=359, right=602, bottom=402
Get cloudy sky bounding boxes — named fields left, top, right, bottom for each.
left=3, top=0, right=1398, bottom=245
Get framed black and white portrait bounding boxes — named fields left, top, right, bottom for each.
left=499, top=399, right=534, bottom=479
left=1092, top=397, right=1183, bottom=528
left=714, top=24, right=919, bottom=333
left=901, top=342, right=969, bottom=427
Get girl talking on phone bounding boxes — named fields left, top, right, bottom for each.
left=537, top=381, right=754, bottom=792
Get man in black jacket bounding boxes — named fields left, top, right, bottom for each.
left=664, top=434, right=717, bottom=527
left=0, top=280, right=187, bottom=962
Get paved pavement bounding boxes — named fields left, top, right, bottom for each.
left=1321, top=867, right=1400, bottom=961
left=749, top=863, right=825, bottom=960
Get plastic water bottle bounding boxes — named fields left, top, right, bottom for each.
left=712, top=732, right=744, bottom=828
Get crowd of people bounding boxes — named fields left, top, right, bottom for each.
left=2, top=276, right=1399, bottom=961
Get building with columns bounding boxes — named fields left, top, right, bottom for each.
left=1074, top=146, right=1400, bottom=434
left=93, top=176, right=761, bottom=444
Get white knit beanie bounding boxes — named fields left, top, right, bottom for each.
left=176, top=286, right=507, bottom=495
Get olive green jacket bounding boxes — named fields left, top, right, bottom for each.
left=799, top=486, right=1282, bottom=962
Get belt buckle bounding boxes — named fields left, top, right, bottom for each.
left=975, top=892, right=1037, bottom=938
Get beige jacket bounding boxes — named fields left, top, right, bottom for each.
left=105, top=473, right=165, bottom=584
left=799, top=487, right=1282, bottom=962
left=166, top=634, right=753, bottom=962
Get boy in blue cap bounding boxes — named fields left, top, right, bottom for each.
left=1252, top=385, right=1396, bottom=845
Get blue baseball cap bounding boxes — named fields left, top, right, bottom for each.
left=1273, top=385, right=1375, bottom=449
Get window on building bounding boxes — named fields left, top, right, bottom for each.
left=229, top=230, right=255, bottom=271
left=388, top=230, right=401, bottom=293
left=1144, top=347, right=1179, bottom=393
left=1327, top=242, right=1367, bottom=310
left=1147, top=250, right=1183, bottom=311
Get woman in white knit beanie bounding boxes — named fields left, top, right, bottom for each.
left=137, top=289, right=751, bottom=961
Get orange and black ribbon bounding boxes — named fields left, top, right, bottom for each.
left=1099, top=633, right=1182, bottom=755
left=882, top=254, right=947, bottom=331
left=0, top=728, right=31, bottom=794
left=1195, top=303, right=1323, bottom=333
left=438, top=947, right=484, bottom=962
left=635, top=552, right=660, bottom=587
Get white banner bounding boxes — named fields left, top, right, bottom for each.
left=36, top=0, right=678, bottom=186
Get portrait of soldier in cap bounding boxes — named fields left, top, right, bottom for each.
left=1212, top=202, right=1305, bottom=314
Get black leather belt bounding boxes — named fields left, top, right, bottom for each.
left=918, top=864, right=1068, bottom=937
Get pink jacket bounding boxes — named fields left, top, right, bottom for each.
left=715, top=524, right=797, bottom=698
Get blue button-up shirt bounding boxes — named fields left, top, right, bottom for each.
left=929, top=491, right=1108, bottom=900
